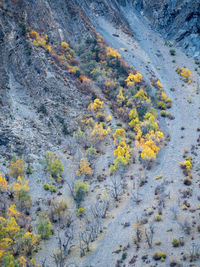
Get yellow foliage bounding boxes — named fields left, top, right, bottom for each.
left=129, top=108, right=138, bottom=121
left=179, top=160, right=192, bottom=171
left=180, top=68, right=191, bottom=79
left=91, top=122, right=110, bottom=142
left=86, top=117, right=94, bottom=127
left=9, top=158, right=25, bottom=178
left=10, top=176, right=30, bottom=194
left=61, top=41, right=69, bottom=49
left=89, top=98, right=103, bottom=112
left=7, top=205, right=20, bottom=219
left=30, top=30, right=52, bottom=53
left=117, top=87, right=125, bottom=105
left=113, top=128, right=125, bottom=144
left=106, top=47, right=121, bottom=58
left=110, top=140, right=131, bottom=173
left=125, top=72, right=142, bottom=86
left=76, top=158, right=92, bottom=176
left=20, top=256, right=27, bottom=267
left=141, top=145, right=156, bottom=161
left=114, top=141, right=131, bottom=163
left=134, top=88, right=149, bottom=100
left=156, top=80, right=163, bottom=88
left=0, top=173, right=7, bottom=191
left=106, top=115, right=112, bottom=122
left=129, top=117, right=139, bottom=129
left=136, top=128, right=164, bottom=163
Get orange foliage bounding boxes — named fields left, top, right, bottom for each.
left=106, top=47, right=121, bottom=58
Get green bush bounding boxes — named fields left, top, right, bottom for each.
left=169, top=49, right=176, bottom=56
left=160, top=110, right=168, bottom=117
left=76, top=207, right=86, bottom=217
left=157, top=101, right=166, bottom=110
left=73, top=179, right=89, bottom=207
left=49, top=185, right=57, bottom=192
left=44, top=152, right=64, bottom=179
left=121, top=252, right=127, bottom=260
left=153, top=252, right=166, bottom=261
left=172, top=238, right=180, bottom=247
left=37, top=212, right=52, bottom=239
left=43, top=183, right=50, bottom=190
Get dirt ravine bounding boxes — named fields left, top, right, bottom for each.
left=79, top=5, right=200, bottom=267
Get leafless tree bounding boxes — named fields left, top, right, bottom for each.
left=170, top=206, right=179, bottom=220
left=107, top=175, right=125, bottom=201
left=144, top=222, right=155, bottom=248
left=90, top=198, right=109, bottom=218
left=133, top=218, right=143, bottom=245
left=189, top=243, right=200, bottom=261
left=79, top=230, right=91, bottom=254
left=131, top=190, right=142, bottom=205
left=178, top=219, right=191, bottom=235
left=52, top=228, right=75, bottom=267
left=86, top=217, right=103, bottom=242
left=41, top=259, right=47, bottom=267
left=63, top=226, right=75, bottom=256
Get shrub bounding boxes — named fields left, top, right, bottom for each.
left=76, top=158, right=92, bottom=177
left=160, top=110, right=168, bottom=117
left=86, top=147, right=97, bottom=162
left=49, top=185, right=57, bottom=193
left=155, top=214, right=161, bottom=221
left=73, top=179, right=89, bottom=207
left=156, top=101, right=166, bottom=110
left=9, top=158, right=25, bottom=178
left=121, top=252, right=127, bottom=260
left=89, top=98, right=103, bottom=112
left=169, top=49, right=176, bottom=56
left=179, top=160, right=192, bottom=171
left=44, top=152, right=64, bottom=179
left=76, top=207, right=86, bottom=217
left=50, top=199, right=68, bottom=222
left=183, top=177, right=192, bottom=186
left=155, top=174, right=163, bottom=180
left=153, top=252, right=166, bottom=261
left=37, top=212, right=52, bottom=239
left=47, top=159, right=63, bottom=178
left=43, top=184, right=50, bottom=190
left=172, top=238, right=179, bottom=247
left=96, top=112, right=106, bottom=122
left=106, top=115, right=112, bottom=122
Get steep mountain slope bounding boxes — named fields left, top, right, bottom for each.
left=132, top=0, right=200, bottom=59
left=0, top=1, right=200, bottom=267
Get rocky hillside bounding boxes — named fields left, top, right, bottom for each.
left=132, top=0, right=200, bottom=59
left=0, top=1, right=200, bottom=267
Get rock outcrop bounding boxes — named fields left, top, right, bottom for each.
left=131, top=0, right=200, bottom=59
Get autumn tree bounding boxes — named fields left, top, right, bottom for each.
left=125, top=72, right=142, bottom=86
left=37, top=212, right=52, bottom=239
left=106, top=47, right=121, bottom=58
left=117, top=87, right=125, bottom=106
left=49, top=199, right=68, bottom=225
left=9, top=176, right=31, bottom=211
left=76, top=158, right=92, bottom=178
left=88, top=98, right=103, bottom=113
left=9, top=158, right=25, bottom=178
left=43, top=152, right=64, bottom=179
left=90, top=122, right=110, bottom=147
